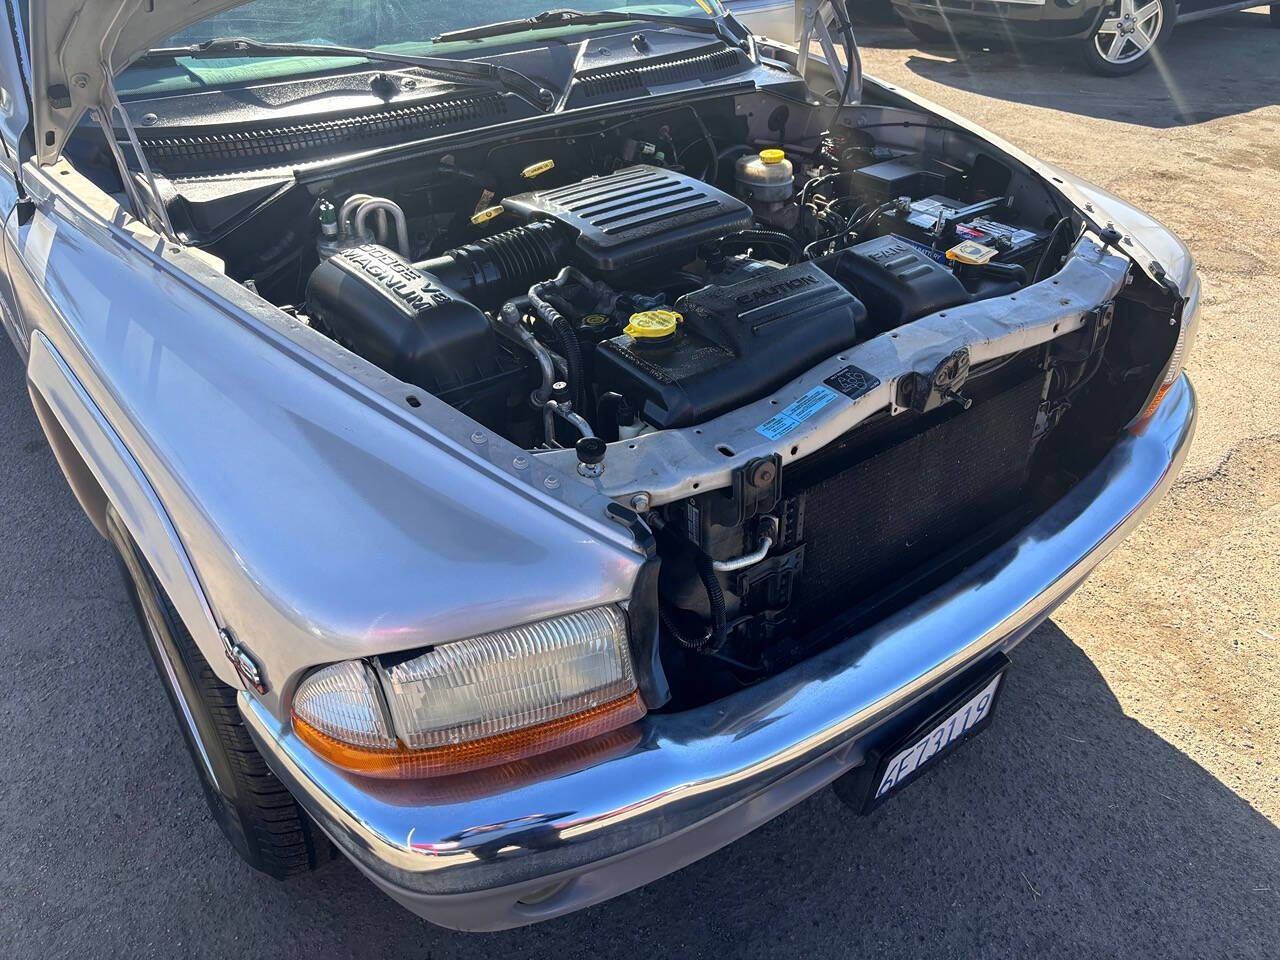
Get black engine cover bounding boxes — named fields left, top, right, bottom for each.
left=306, top=244, right=523, bottom=428
left=819, top=234, right=971, bottom=335
left=594, top=262, right=868, bottom=429
left=503, top=164, right=752, bottom=280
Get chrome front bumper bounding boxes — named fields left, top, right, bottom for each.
left=241, top=376, right=1196, bottom=931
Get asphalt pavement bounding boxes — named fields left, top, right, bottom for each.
left=2, top=11, right=1277, bottom=959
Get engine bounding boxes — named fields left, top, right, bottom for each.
left=305, top=150, right=1053, bottom=447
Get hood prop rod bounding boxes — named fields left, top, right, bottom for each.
left=92, top=64, right=178, bottom=243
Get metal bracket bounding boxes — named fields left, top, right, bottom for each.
left=896, top=347, right=972, bottom=414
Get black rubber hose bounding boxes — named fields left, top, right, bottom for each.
left=694, top=551, right=728, bottom=653
left=1033, top=216, right=1074, bottom=283
left=529, top=282, right=585, bottom=410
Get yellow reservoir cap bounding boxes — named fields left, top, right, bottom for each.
left=521, top=159, right=556, bottom=179
left=470, top=204, right=505, bottom=225
left=624, top=309, right=682, bottom=339
left=759, top=148, right=786, bottom=165
left=946, top=239, right=998, bottom=265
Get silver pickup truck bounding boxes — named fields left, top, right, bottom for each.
left=1, top=0, right=1195, bottom=931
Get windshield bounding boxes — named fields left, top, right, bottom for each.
left=120, top=0, right=723, bottom=94
left=168, top=0, right=719, bottom=46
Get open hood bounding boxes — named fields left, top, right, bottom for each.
left=27, top=0, right=252, bottom=164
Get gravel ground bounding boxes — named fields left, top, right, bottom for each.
left=2, top=12, right=1277, bottom=959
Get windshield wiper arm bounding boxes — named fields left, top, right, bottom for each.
left=433, top=8, right=741, bottom=47
left=135, top=37, right=556, bottom=111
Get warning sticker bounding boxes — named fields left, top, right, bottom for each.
left=756, top=385, right=839, bottom=441
left=823, top=364, right=881, bottom=401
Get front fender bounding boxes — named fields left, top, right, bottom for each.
left=1035, top=163, right=1197, bottom=293
left=26, top=330, right=234, bottom=687
left=13, top=165, right=644, bottom=720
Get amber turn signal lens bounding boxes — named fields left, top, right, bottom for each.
left=293, top=691, right=645, bottom=780
left=1136, top=381, right=1173, bottom=425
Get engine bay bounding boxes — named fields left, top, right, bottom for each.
left=172, top=91, right=1170, bottom=705
left=290, top=105, right=1071, bottom=450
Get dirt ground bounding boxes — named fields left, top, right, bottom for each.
left=1, top=12, right=1277, bottom=959
left=852, top=5, right=1280, bottom=824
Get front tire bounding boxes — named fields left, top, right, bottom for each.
left=1080, top=0, right=1172, bottom=74
left=107, top=509, right=332, bottom=879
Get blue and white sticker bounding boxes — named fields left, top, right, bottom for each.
left=755, top=385, right=839, bottom=441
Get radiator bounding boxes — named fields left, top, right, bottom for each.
left=790, top=372, right=1045, bottom=631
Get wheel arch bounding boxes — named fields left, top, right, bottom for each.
left=25, top=329, right=242, bottom=688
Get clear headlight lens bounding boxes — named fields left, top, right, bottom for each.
left=379, top=605, right=637, bottom=748
left=291, top=659, right=397, bottom=750
left=290, top=606, right=644, bottom=779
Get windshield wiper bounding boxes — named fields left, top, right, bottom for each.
left=134, top=37, right=556, bottom=111
left=432, top=7, right=743, bottom=48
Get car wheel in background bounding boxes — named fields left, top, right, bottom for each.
left=1081, top=0, right=1172, bottom=74
left=106, top=508, right=333, bottom=879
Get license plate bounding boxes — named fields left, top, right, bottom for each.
left=857, top=656, right=1008, bottom=813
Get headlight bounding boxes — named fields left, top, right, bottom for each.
left=290, top=606, right=644, bottom=779
left=1136, top=273, right=1200, bottom=426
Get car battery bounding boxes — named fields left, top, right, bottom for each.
left=951, top=216, right=1048, bottom=270
left=875, top=195, right=1049, bottom=271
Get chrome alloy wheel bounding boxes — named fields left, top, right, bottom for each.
left=1094, top=0, right=1164, bottom=64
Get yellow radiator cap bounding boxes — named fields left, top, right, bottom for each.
left=759, top=148, right=786, bottom=165
left=624, top=309, right=682, bottom=339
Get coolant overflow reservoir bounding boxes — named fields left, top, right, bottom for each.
left=735, top=149, right=794, bottom=205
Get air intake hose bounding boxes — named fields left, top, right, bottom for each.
left=417, top=220, right=568, bottom=310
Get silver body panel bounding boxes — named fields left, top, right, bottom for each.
left=7, top=161, right=643, bottom=713
left=242, top=375, right=1196, bottom=930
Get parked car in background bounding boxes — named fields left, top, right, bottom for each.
left=892, top=0, right=1280, bottom=75
left=724, top=0, right=798, bottom=38
left=3, top=0, right=1197, bottom=931
left=729, top=0, right=1279, bottom=76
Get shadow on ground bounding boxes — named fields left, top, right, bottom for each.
left=0, top=340, right=1275, bottom=958
left=855, top=8, right=1280, bottom=127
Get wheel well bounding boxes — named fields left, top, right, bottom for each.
left=27, top=381, right=110, bottom=538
